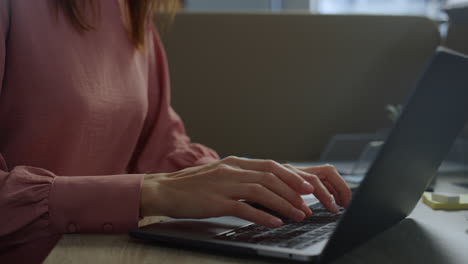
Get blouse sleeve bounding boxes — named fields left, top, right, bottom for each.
left=128, top=28, right=219, bottom=174
left=0, top=162, right=144, bottom=249
left=0, top=2, right=143, bottom=256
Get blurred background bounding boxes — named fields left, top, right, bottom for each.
left=164, top=0, right=468, bottom=165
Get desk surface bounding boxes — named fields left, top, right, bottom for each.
left=44, top=175, right=468, bottom=264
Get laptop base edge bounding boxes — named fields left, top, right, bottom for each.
left=129, top=230, right=319, bottom=263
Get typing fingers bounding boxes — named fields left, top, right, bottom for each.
left=323, top=181, right=339, bottom=204
left=227, top=183, right=306, bottom=222
left=299, top=164, right=352, bottom=207
left=222, top=201, right=284, bottom=228
left=285, top=164, right=338, bottom=212
left=222, top=156, right=314, bottom=195
left=208, top=165, right=311, bottom=217
left=304, top=173, right=339, bottom=213
left=283, top=164, right=339, bottom=213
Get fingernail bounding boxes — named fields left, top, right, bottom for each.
left=302, top=181, right=314, bottom=192
left=301, top=203, right=312, bottom=217
left=331, top=198, right=339, bottom=213
left=333, top=203, right=339, bottom=213
left=291, top=208, right=306, bottom=221
left=270, top=217, right=283, bottom=227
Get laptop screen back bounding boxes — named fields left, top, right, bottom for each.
left=321, top=48, right=468, bottom=263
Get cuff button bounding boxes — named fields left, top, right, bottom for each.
left=103, top=223, right=114, bottom=232
left=67, top=223, right=77, bottom=233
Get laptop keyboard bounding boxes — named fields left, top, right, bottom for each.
left=214, top=203, right=344, bottom=250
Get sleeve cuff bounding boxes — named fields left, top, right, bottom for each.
left=49, top=174, right=144, bottom=234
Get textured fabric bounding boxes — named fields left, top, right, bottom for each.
left=0, top=0, right=219, bottom=263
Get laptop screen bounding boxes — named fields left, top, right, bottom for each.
left=321, top=48, right=468, bottom=262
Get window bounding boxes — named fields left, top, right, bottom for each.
left=183, top=0, right=451, bottom=19
left=318, top=0, right=447, bottom=18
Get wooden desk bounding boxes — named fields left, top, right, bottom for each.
left=44, top=176, right=468, bottom=264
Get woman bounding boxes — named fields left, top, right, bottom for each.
left=0, top=0, right=351, bottom=262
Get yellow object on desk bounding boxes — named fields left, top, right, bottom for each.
left=422, top=192, right=468, bottom=210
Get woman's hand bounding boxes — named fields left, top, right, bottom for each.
left=140, top=156, right=351, bottom=228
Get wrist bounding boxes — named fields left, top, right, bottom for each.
left=140, top=173, right=165, bottom=217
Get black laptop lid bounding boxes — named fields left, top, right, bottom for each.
left=321, top=48, right=468, bottom=263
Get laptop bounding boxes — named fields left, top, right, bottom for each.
left=130, top=47, right=468, bottom=263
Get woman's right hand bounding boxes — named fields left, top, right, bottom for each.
left=140, top=156, right=350, bottom=228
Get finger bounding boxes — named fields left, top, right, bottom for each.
left=300, top=164, right=352, bottom=207
left=223, top=167, right=308, bottom=213
left=207, top=165, right=309, bottom=214
left=301, top=203, right=313, bottom=218
left=222, top=156, right=314, bottom=194
left=284, top=164, right=338, bottom=213
left=229, top=183, right=306, bottom=222
left=223, top=201, right=284, bottom=228
left=283, top=164, right=315, bottom=194
left=282, top=164, right=316, bottom=216
left=302, top=174, right=339, bottom=213
left=323, top=181, right=341, bottom=206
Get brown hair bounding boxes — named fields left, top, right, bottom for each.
left=52, top=0, right=179, bottom=49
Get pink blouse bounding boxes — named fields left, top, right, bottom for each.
left=0, top=1, right=219, bottom=262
